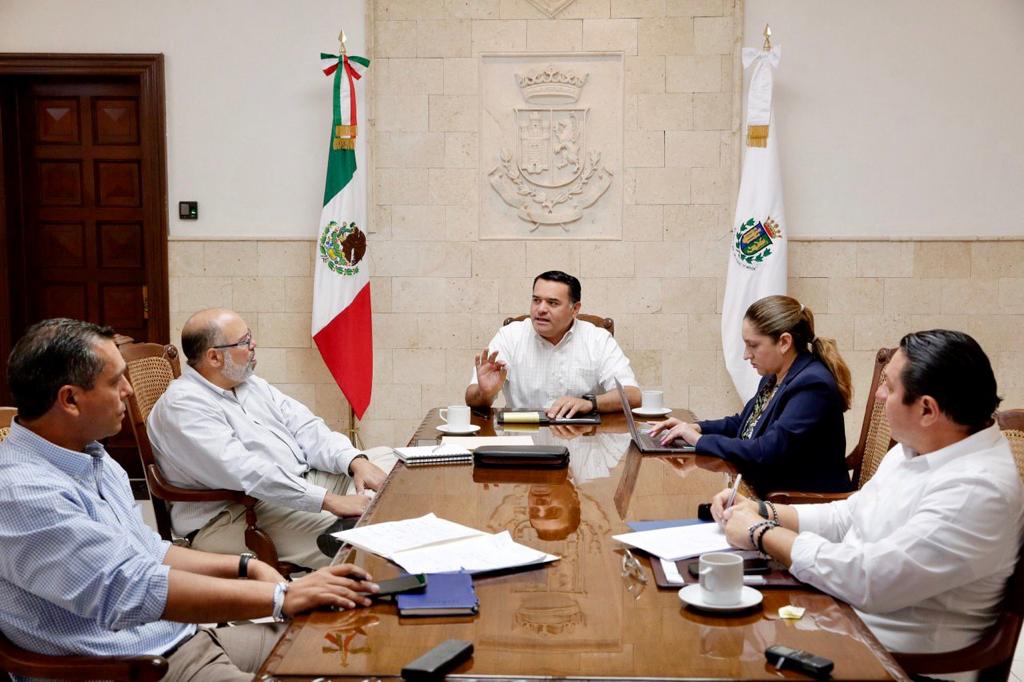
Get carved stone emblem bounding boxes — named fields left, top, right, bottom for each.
left=488, top=65, right=613, bottom=231
left=525, top=0, right=579, bottom=18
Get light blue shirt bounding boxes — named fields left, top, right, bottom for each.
left=0, top=421, right=194, bottom=664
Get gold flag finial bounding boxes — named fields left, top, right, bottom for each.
left=338, top=29, right=348, bottom=56
left=762, top=24, right=772, bottom=51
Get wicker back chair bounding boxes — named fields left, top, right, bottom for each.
left=997, top=409, right=1024, bottom=479
left=768, top=347, right=896, bottom=505
left=0, top=407, right=16, bottom=442
left=119, top=343, right=296, bottom=574
left=894, top=408, right=1024, bottom=680
left=503, top=313, right=614, bottom=337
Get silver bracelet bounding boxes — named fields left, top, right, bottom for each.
left=272, top=581, right=289, bottom=622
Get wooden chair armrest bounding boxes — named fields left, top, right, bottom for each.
left=146, top=464, right=254, bottom=505
left=0, top=634, right=167, bottom=681
left=893, top=612, right=1021, bottom=676
left=766, top=490, right=854, bottom=505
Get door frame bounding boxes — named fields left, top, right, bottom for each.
left=0, top=54, right=169, bottom=402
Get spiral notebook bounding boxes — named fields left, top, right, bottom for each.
left=394, top=444, right=473, bottom=466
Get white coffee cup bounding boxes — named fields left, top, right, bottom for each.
left=642, top=390, right=664, bottom=411
left=439, top=405, right=471, bottom=429
left=698, top=552, right=744, bottom=606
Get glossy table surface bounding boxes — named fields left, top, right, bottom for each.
left=258, top=408, right=905, bottom=681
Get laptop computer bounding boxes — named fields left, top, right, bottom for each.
left=615, top=378, right=695, bottom=454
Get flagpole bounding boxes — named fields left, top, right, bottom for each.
left=762, top=23, right=772, bottom=51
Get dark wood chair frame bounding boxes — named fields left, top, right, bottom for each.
left=503, top=313, right=615, bottom=337
left=120, top=342, right=299, bottom=575
left=0, top=630, right=167, bottom=681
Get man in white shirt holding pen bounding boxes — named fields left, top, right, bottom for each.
left=466, top=271, right=641, bottom=418
left=711, top=329, right=1023, bottom=665
left=148, top=308, right=388, bottom=569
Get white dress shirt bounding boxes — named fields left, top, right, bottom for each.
left=148, top=365, right=362, bottom=536
left=789, top=424, right=1023, bottom=655
left=470, top=319, right=638, bottom=409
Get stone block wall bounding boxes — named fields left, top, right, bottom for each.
left=167, top=0, right=1024, bottom=450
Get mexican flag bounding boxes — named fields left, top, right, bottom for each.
left=312, top=52, right=373, bottom=418
left=721, top=45, right=787, bottom=401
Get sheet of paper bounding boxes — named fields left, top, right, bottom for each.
left=395, top=444, right=471, bottom=460
left=440, top=435, right=534, bottom=449
left=391, top=530, right=558, bottom=574
left=332, top=513, right=485, bottom=558
left=392, top=531, right=558, bottom=574
left=661, top=558, right=686, bottom=585
left=612, top=521, right=732, bottom=561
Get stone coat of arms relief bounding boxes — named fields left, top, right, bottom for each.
left=481, top=54, right=623, bottom=240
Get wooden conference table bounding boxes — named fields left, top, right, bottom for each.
left=258, top=408, right=906, bottom=681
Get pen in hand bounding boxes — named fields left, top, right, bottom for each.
left=722, top=474, right=743, bottom=524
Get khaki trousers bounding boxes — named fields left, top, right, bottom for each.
left=164, top=623, right=286, bottom=682
left=187, top=448, right=398, bottom=569
left=189, top=470, right=350, bottom=569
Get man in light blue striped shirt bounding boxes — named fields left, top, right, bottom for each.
left=0, top=319, right=379, bottom=681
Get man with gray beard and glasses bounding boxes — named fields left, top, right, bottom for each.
left=148, top=308, right=387, bottom=569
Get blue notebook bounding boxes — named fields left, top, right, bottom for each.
left=396, top=572, right=479, bottom=617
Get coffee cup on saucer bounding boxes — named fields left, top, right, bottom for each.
left=698, top=552, right=744, bottom=606
left=641, top=390, right=664, bottom=412
left=439, top=405, right=472, bottom=430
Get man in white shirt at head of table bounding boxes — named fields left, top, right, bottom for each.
left=148, top=308, right=388, bottom=570
left=466, top=270, right=641, bottom=418
left=711, top=329, right=1023, bottom=675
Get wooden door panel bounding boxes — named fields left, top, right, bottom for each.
left=38, top=284, right=87, bottom=320
left=95, top=160, right=141, bottom=206
left=100, top=284, right=145, bottom=331
left=38, top=222, right=86, bottom=266
left=97, top=222, right=144, bottom=268
left=92, top=98, right=138, bottom=145
left=35, top=98, right=80, bottom=144
left=37, top=160, right=83, bottom=205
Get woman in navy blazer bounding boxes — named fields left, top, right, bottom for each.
left=651, top=295, right=854, bottom=496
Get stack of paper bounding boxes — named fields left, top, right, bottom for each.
left=612, top=522, right=732, bottom=561
left=394, top=444, right=472, bottom=466
left=333, top=513, right=558, bottom=574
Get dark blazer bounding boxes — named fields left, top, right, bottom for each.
left=696, top=352, right=851, bottom=496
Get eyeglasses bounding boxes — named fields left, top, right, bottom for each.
left=212, top=330, right=254, bottom=351
left=621, top=549, right=647, bottom=584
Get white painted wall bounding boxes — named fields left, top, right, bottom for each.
left=0, top=0, right=367, bottom=239
left=744, top=0, right=1024, bottom=238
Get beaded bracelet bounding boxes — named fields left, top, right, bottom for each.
left=747, top=520, right=775, bottom=552
left=755, top=520, right=780, bottom=555
left=765, top=500, right=779, bottom=523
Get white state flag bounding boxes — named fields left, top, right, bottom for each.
left=721, top=46, right=787, bottom=401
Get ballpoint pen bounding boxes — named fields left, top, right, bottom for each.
left=725, top=474, right=743, bottom=511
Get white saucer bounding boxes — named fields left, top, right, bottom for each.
left=436, top=423, right=481, bottom=435
left=632, top=406, right=672, bottom=417
left=677, top=584, right=763, bottom=613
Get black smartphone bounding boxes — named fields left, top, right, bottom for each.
left=697, top=502, right=714, bottom=522
left=688, top=558, right=770, bottom=577
left=365, top=573, right=427, bottom=597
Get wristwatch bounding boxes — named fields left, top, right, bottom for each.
left=238, top=551, right=256, bottom=579
left=582, top=393, right=598, bottom=413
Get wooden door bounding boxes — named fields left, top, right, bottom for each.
left=20, top=78, right=151, bottom=339
left=0, top=55, right=169, bottom=488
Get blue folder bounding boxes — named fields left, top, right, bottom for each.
left=396, top=572, right=479, bottom=617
